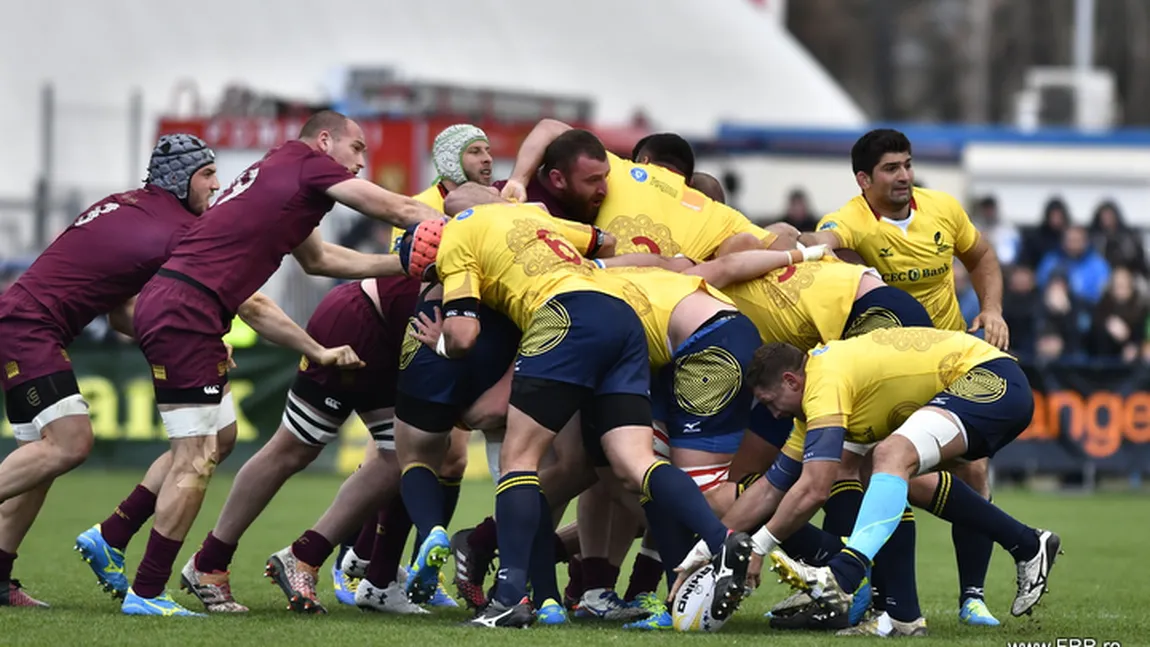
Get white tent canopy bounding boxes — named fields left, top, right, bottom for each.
left=0, top=0, right=865, bottom=197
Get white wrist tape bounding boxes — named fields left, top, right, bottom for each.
left=435, top=334, right=449, bottom=358
left=750, top=526, right=781, bottom=556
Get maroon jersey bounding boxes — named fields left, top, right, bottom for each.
left=493, top=178, right=570, bottom=220
left=161, top=141, right=355, bottom=314
left=0, top=185, right=195, bottom=344
left=375, top=275, right=420, bottom=326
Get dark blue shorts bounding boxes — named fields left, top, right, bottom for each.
left=514, top=291, right=649, bottom=397
left=929, top=357, right=1034, bottom=460
left=842, top=285, right=934, bottom=338
left=748, top=405, right=794, bottom=449
left=652, top=312, right=758, bottom=454
left=397, top=298, right=520, bottom=406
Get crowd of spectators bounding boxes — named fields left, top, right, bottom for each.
left=776, top=190, right=1150, bottom=364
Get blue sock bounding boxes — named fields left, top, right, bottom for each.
left=643, top=461, right=727, bottom=553
left=821, top=480, right=864, bottom=537
left=926, top=472, right=1038, bottom=562
left=528, top=490, right=560, bottom=607
left=400, top=464, right=445, bottom=540
left=780, top=523, right=844, bottom=565
left=874, top=507, right=921, bottom=622
left=408, top=476, right=462, bottom=568
left=845, top=472, right=909, bottom=561
left=950, top=486, right=994, bottom=604
left=493, top=471, right=541, bottom=606
left=640, top=499, right=695, bottom=588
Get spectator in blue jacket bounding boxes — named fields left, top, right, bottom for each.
left=1037, top=225, right=1111, bottom=303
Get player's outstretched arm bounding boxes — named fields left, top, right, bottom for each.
left=602, top=253, right=696, bottom=271
left=292, top=229, right=403, bottom=279
left=958, top=236, right=1009, bottom=350
left=502, top=119, right=572, bottom=200
left=757, top=457, right=838, bottom=553
left=721, top=475, right=786, bottom=532
left=687, top=248, right=822, bottom=289
left=237, top=292, right=365, bottom=368
left=327, top=178, right=442, bottom=227
left=797, top=230, right=844, bottom=250
left=109, top=295, right=137, bottom=338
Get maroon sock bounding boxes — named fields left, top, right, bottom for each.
left=564, top=556, right=584, bottom=602
left=468, top=516, right=498, bottom=555
left=623, top=551, right=664, bottom=601
left=367, top=497, right=412, bottom=588
left=581, top=556, right=620, bottom=591
left=131, top=529, right=182, bottom=599
left=0, top=549, right=15, bottom=581
left=194, top=531, right=237, bottom=573
left=552, top=533, right=569, bottom=563
left=291, top=530, right=335, bottom=569
left=100, top=485, right=157, bottom=551
left=352, top=518, right=376, bottom=559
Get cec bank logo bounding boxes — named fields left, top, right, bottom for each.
left=630, top=168, right=648, bottom=182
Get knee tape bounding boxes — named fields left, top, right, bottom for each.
left=892, top=408, right=965, bottom=475
left=176, top=436, right=220, bottom=491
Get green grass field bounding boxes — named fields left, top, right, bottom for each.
left=3, top=470, right=1146, bottom=646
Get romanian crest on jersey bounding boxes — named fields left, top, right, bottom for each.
left=505, top=219, right=592, bottom=277
left=605, top=214, right=681, bottom=256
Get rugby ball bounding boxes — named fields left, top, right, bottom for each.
left=671, top=564, right=729, bottom=632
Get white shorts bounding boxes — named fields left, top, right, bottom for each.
left=160, top=392, right=236, bottom=439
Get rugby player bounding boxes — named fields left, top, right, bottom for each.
left=501, top=123, right=798, bottom=255
left=0, top=135, right=220, bottom=608
left=404, top=184, right=808, bottom=628
left=332, top=124, right=496, bottom=610
left=170, top=276, right=419, bottom=614
left=750, top=330, right=1059, bottom=635
left=798, top=128, right=1009, bottom=626
left=452, top=131, right=801, bottom=624
left=84, top=110, right=440, bottom=617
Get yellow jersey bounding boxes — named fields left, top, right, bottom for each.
left=438, top=202, right=608, bottom=331
left=383, top=182, right=450, bottom=254
left=595, top=153, right=776, bottom=260
left=719, top=258, right=868, bottom=351
left=816, top=188, right=979, bottom=331
left=603, top=266, right=735, bottom=369
left=781, top=328, right=1011, bottom=458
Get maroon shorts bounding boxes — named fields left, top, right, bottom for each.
left=295, top=281, right=404, bottom=412
left=0, top=286, right=74, bottom=392
left=283, top=281, right=409, bottom=448
left=134, top=274, right=230, bottom=402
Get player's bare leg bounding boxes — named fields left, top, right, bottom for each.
left=122, top=398, right=235, bottom=617
left=0, top=438, right=51, bottom=608
left=267, top=445, right=399, bottom=614
left=179, top=425, right=320, bottom=612
left=0, top=415, right=92, bottom=503
left=216, top=427, right=322, bottom=546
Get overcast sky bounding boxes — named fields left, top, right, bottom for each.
left=0, top=0, right=861, bottom=201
